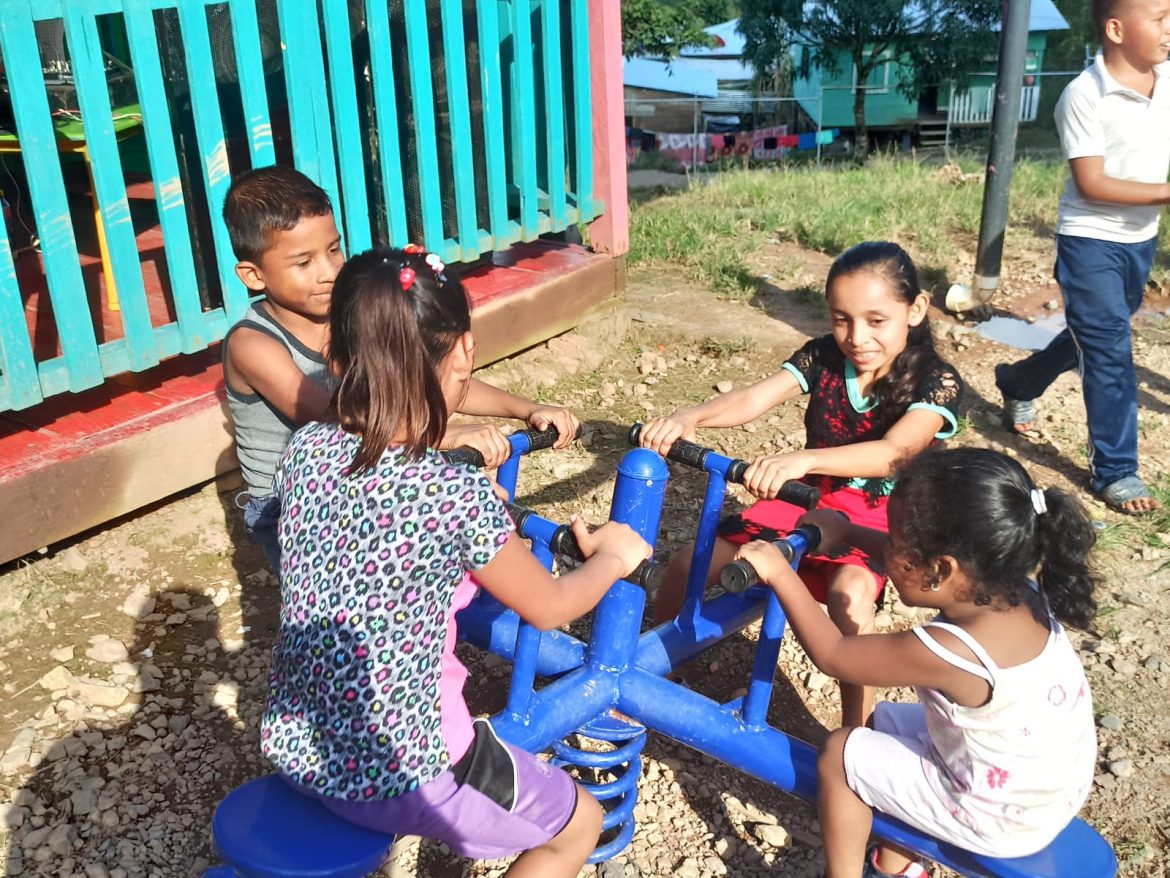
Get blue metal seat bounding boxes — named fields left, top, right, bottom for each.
left=877, top=811, right=1118, bottom=878
left=204, top=774, right=396, bottom=878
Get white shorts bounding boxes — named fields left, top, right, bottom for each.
left=842, top=702, right=1003, bottom=856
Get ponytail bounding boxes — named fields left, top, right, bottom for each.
left=1034, top=487, right=1100, bottom=632
left=872, top=320, right=944, bottom=411
left=893, top=448, right=1100, bottom=631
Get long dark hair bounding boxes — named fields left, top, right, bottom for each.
left=892, top=448, right=1099, bottom=631
left=826, top=241, right=943, bottom=411
left=329, top=248, right=471, bottom=474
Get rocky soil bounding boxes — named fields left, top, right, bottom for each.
left=1, top=254, right=1169, bottom=877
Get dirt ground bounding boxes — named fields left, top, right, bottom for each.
left=1, top=241, right=1169, bottom=878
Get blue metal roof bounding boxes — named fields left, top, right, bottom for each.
left=680, top=18, right=745, bottom=58
left=623, top=57, right=720, bottom=97
left=1001, top=0, right=1069, bottom=31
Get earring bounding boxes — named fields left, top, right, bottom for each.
left=928, top=578, right=941, bottom=592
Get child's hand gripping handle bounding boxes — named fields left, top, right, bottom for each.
left=507, top=502, right=663, bottom=590
left=627, top=422, right=821, bottom=509
left=719, top=524, right=823, bottom=594
left=443, top=424, right=577, bottom=467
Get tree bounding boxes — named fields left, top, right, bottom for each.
left=621, top=0, right=738, bottom=59
left=622, top=0, right=710, bottom=58
left=739, top=0, right=1001, bottom=158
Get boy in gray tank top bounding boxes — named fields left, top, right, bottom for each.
left=222, top=166, right=581, bottom=571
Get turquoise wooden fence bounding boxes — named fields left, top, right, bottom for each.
left=0, top=0, right=600, bottom=412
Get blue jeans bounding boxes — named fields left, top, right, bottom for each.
left=240, top=493, right=282, bottom=573
left=995, top=234, right=1155, bottom=492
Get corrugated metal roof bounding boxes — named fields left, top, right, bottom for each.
left=668, top=56, right=756, bottom=83
left=623, top=57, right=720, bottom=97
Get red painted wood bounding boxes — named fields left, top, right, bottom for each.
left=1, top=243, right=607, bottom=493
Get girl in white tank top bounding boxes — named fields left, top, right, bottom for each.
left=735, top=447, right=1099, bottom=878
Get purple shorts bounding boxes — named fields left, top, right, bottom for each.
left=296, top=719, right=580, bottom=860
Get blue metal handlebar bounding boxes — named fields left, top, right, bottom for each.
left=626, top=422, right=820, bottom=510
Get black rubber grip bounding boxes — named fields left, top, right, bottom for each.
left=442, top=446, right=485, bottom=468
left=777, top=481, right=821, bottom=510
left=628, top=422, right=709, bottom=469
left=718, top=524, right=824, bottom=593
left=546, top=523, right=660, bottom=589
left=516, top=424, right=569, bottom=452
left=720, top=558, right=762, bottom=594
left=726, top=459, right=749, bottom=483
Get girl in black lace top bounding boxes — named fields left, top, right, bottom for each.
left=638, top=242, right=964, bottom=726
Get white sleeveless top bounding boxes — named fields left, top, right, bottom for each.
left=911, top=618, right=1096, bottom=846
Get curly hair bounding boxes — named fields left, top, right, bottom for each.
left=891, top=447, right=1099, bottom=631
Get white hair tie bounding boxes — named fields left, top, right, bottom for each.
left=1031, top=488, right=1047, bottom=515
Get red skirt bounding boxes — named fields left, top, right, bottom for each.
left=718, top=486, right=888, bottom=604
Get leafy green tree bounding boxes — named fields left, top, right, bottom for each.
left=1045, top=0, right=1094, bottom=69
left=739, top=0, right=1001, bottom=158
left=621, top=0, right=738, bottom=59
left=622, top=0, right=709, bottom=58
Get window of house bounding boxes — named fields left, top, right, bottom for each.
left=852, top=50, right=892, bottom=94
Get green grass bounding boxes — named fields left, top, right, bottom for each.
left=628, top=154, right=1066, bottom=294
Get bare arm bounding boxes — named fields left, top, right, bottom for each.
left=1069, top=156, right=1170, bottom=206
left=639, top=369, right=804, bottom=455
left=797, top=509, right=890, bottom=560
left=733, top=542, right=990, bottom=706
left=459, top=378, right=580, bottom=448
left=225, top=330, right=333, bottom=426
left=473, top=519, right=651, bottom=631
left=741, top=407, right=946, bottom=499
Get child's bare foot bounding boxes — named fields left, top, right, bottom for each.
left=1098, top=477, right=1161, bottom=516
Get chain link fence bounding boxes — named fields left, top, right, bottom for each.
left=623, top=95, right=839, bottom=171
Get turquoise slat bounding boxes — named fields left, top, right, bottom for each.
left=175, top=0, right=251, bottom=321
left=0, top=226, right=41, bottom=410
left=475, top=0, right=509, bottom=242
left=320, top=0, right=372, bottom=253
left=402, top=0, right=444, bottom=248
left=64, top=4, right=158, bottom=370
left=439, top=0, right=479, bottom=258
left=0, top=0, right=102, bottom=392
left=275, top=0, right=343, bottom=234
left=538, top=0, right=566, bottom=230
left=510, top=0, right=539, bottom=238
left=123, top=0, right=207, bottom=353
left=364, top=0, right=409, bottom=244
left=569, top=0, right=594, bottom=220
left=227, top=0, right=276, bottom=166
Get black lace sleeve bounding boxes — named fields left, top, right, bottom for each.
left=782, top=335, right=840, bottom=392
left=908, top=360, right=965, bottom=437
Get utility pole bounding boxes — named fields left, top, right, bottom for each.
left=946, top=0, right=1032, bottom=312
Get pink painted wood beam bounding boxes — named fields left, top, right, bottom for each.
left=588, top=0, right=629, bottom=257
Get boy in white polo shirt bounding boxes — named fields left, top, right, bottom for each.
left=995, top=0, right=1170, bottom=514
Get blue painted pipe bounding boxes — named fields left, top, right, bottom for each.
left=634, top=592, right=766, bottom=677
left=586, top=448, right=667, bottom=673
left=616, top=667, right=820, bottom=803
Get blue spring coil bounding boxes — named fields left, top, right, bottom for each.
left=551, top=712, right=647, bottom=864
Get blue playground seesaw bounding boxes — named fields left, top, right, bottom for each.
left=205, top=425, right=1117, bottom=878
